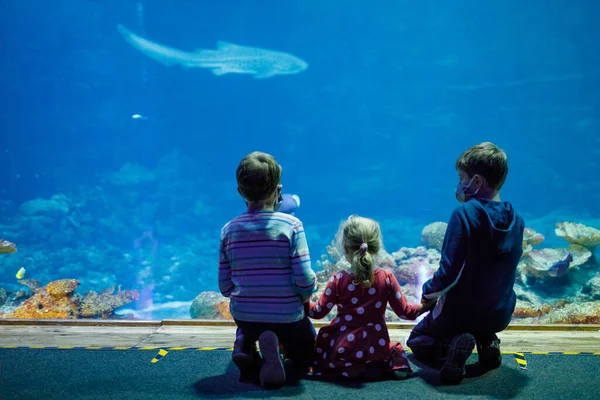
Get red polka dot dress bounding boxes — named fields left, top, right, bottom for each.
left=308, top=268, right=421, bottom=379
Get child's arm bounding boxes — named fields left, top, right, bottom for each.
left=218, top=232, right=234, bottom=298
left=290, top=221, right=317, bottom=302
left=308, top=277, right=337, bottom=319
left=421, top=208, right=468, bottom=302
left=386, top=272, right=422, bottom=320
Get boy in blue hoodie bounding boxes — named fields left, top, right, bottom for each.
left=407, top=142, right=525, bottom=385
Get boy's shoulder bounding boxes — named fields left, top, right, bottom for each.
left=273, top=211, right=303, bottom=226
left=220, top=213, right=248, bottom=233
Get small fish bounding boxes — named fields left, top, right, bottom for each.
left=547, top=252, right=573, bottom=277
left=276, top=194, right=301, bottom=215
left=16, top=267, right=26, bottom=280
left=132, top=114, right=148, bottom=120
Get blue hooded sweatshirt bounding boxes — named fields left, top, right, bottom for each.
left=422, top=198, right=525, bottom=334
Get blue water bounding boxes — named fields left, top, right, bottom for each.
left=1, top=1, right=599, bottom=318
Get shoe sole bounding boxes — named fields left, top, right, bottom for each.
left=440, top=333, right=475, bottom=385
left=259, top=331, right=286, bottom=388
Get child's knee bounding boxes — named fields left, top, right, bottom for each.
left=407, top=335, right=436, bottom=360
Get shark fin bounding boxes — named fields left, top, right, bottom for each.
left=253, top=68, right=277, bottom=79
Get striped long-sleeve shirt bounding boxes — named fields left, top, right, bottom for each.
left=218, top=210, right=317, bottom=323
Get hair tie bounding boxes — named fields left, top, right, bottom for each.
left=359, top=243, right=368, bottom=253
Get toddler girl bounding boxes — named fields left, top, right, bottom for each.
left=308, top=215, right=434, bottom=380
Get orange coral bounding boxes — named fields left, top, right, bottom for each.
left=1, top=278, right=138, bottom=319
left=513, top=307, right=544, bottom=318
left=513, top=304, right=554, bottom=318
left=216, top=299, right=232, bottom=319
left=46, top=279, right=79, bottom=296
left=7, top=291, right=79, bottom=319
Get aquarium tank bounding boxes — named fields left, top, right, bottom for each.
left=0, top=0, right=598, bottom=324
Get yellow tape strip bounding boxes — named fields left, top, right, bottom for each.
left=513, top=352, right=528, bottom=369
left=151, top=349, right=168, bottom=363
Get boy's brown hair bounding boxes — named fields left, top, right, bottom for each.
left=456, top=142, right=508, bottom=190
left=236, top=151, right=282, bottom=202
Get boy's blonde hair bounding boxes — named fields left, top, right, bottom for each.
left=236, top=151, right=282, bottom=202
left=342, top=215, right=382, bottom=288
left=456, top=142, right=508, bottom=190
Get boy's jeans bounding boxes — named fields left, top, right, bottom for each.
left=234, top=316, right=316, bottom=375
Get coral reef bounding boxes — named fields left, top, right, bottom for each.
left=512, top=300, right=600, bottom=324
left=0, top=278, right=138, bottom=319
left=420, top=222, right=447, bottom=251
left=517, top=244, right=593, bottom=281
left=19, top=194, right=70, bottom=217
left=513, top=305, right=552, bottom=318
left=0, top=149, right=222, bottom=308
left=521, top=228, right=544, bottom=257
left=189, top=291, right=232, bottom=320
left=188, top=220, right=600, bottom=325
left=581, top=276, right=600, bottom=300
left=555, top=222, right=600, bottom=252
left=523, top=228, right=545, bottom=247
left=0, top=239, right=17, bottom=254
left=80, top=286, right=140, bottom=318
left=544, top=301, right=600, bottom=324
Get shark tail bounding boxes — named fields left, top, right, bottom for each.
left=117, top=24, right=202, bottom=68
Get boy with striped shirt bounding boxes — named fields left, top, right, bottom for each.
left=219, top=151, right=318, bottom=388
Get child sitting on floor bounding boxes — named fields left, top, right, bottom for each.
left=407, top=142, right=525, bottom=385
left=307, top=215, right=435, bottom=380
left=219, top=151, right=318, bottom=388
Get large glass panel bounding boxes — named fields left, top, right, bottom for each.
left=0, top=1, right=598, bottom=325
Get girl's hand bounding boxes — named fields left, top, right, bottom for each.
left=419, top=299, right=437, bottom=314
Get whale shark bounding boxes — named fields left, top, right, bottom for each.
left=117, top=25, right=308, bottom=79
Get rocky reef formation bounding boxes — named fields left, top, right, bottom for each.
left=189, top=291, right=231, bottom=319
left=555, top=222, right=600, bottom=253
left=0, top=239, right=17, bottom=254
left=420, top=222, right=447, bottom=251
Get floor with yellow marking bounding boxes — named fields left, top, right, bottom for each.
left=1, top=321, right=598, bottom=399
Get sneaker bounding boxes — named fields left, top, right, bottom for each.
left=477, top=335, right=502, bottom=369
left=258, top=331, right=286, bottom=388
left=440, top=333, right=475, bottom=385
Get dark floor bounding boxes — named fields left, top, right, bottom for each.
left=0, top=348, right=597, bottom=399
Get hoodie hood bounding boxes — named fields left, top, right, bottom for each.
left=468, top=198, right=523, bottom=255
